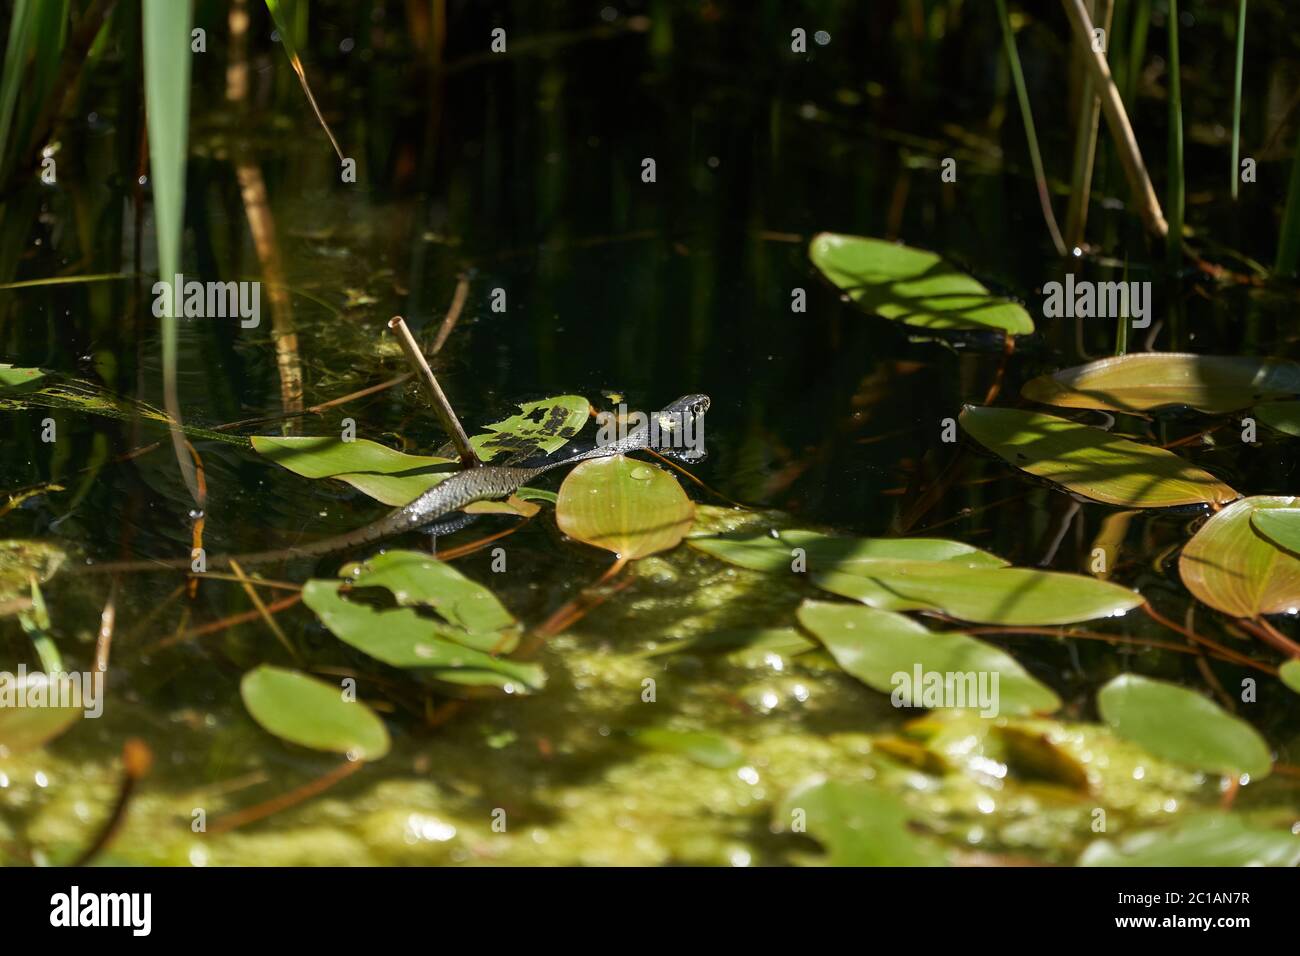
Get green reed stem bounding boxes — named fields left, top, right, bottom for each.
left=1231, top=0, right=1247, bottom=200
left=1165, top=0, right=1184, bottom=269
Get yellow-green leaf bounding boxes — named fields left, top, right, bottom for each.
left=960, top=405, right=1239, bottom=507
left=556, top=456, right=694, bottom=560
left=1180, top=496, right=1300, bottom=617
left=240, top=665, right=390, bottom=760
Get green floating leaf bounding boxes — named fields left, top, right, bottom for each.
left=1254, top=400, right=1300, bottom=437
left=340, top=549, right=519, bottom=652
left=779, top=779, right=949, bottom=866
left=1180, top=496, right=1300, bottom=617
left=0, top=364, right=46, bottom=388
left=253, top=395, right=588, bottom=506
left=240, top=665, right=390, bottom=760
left=1279, top=660, right=1300, bottom=694
left=556, top=456, right=694, bottom=560
left=466, top=394, right=589, bottom=462
left=689, top=528, right=1006, bottom=575
left=1097, top=674, right=1272, bottom=779
left=0, top=673, right=84, bottom=753
left=251, top=435, right=454, bottom=506
left=1023, top=353, right=1300, bottom=413
left=1080, top=814, right=1300, bottom=867
left=796, top=600, right=1061, bottom=715
left=632, top=728, right=744, bottom=768
left=303, top=576, right=543, bottom=692
left=1249, top=507, right=1300, bottom=555
left=809, top=232, right=1033, bottom=335
left=811, top=565, right=1141, bottom=626
left=960, top=405, right=1239, bottom=508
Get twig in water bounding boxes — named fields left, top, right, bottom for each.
left=71, top=739, right=152, bottom=866
left=388, top=316, right=480, bottom=469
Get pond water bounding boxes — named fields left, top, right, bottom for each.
left=1, top=1, right=1298, bottom=866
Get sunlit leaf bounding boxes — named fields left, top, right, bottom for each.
left=340, top=549, right=518, bottom=651
left=779, top=778, right=949, bottom=866
left=810, top=233, right=1033, bottom=334
left=1079, top=814, right=1300, bottom=866
left=689, top=528, right=1007, bottom=574
left=632, top=728, right=744, bottom=768
left=240, top=665, right=390, bottom=759
left=796, top=600, right=1061, bottom=715
left=960, top=405, right=1239, bottom=507
left=1249, top=507, right=1300, bottom=555
left=302, top=579, right=543, bottom=691
left=1280, top=660, right=1300, bottom=694
left=556, top=456, right=694, bottom=560
left=1023, top=353, right=1300, bottom=413
left=1180, top=496, right=1300, bottom=617
left=465, top=394, right=589, bottom=462
left=0, top=364, right=45, bottom=388
left=1097, top=674, right=1271, bottom=778
left=811, top=565, right=1141, bottom=625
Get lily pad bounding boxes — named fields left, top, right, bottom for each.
left=1022, top=354, right=1300, bottom=413
left=556, top=456, right=695, bottom=560
left=779, top=778, right=949, bottom=866
left=796, top=601, right=1061, bottom=715
left=1249, top=507, right=1300, bottom=556
left=1180, top=496, right=1300, bottom=617
left=1079, top=814, right=1300, bottom=866
left=302, top=579, right=544, bottom=691
left=240, top=665, right=390, bottom=760
left=0, top=673, right=85, bottom=753
left=1254, top=400, right=1300, bottom=437
left=960, top=405, right=1239, bottom=508
left=1280, top=660, right=1300, bottom=694
left=1097, top=674, right=1272, bottom=778
left=688, top=529, right=1007, bottom=574
left=810, top=565, right=1142, bottom=625
left=810, top=233, right=1034, bottom=334
left=341, top=549, right=518, bottom=650
left=253, top=395, right=589, bottom=505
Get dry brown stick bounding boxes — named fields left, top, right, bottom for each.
left=151, top=593, right=303, bottom=650
left=1059, top=0, right=1168, bottom=238
left=94, top=578, right=118, bottom=675
left=388, top=316, right=480, bottom=468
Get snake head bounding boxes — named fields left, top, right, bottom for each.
left=654, top=394, right=710, bottom=462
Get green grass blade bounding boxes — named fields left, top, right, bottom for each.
left=143, top=0, right=200, bottom=503
left=1231, top=0, right=1247, bottom=200
left=0, top=0, right=35, bottom=169
left=263, top=0, right=344, bottom=162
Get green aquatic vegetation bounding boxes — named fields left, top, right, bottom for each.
left=1097, top=674, right=1272, bottom=779
left=809, top=233, right=1034, bottom=335
left=241, top=665, right=390, bottom=760
left=0, top=672, right=84, bottom=754
left=779, top=779, right=950, bottom=866
left=1254, top=401, right=1300, bottom=437
left=960, top=405, right=1239, bottom=507
left=0, top=540, right=66, bottom=606
left=632, top=728, right=744, bottom=769
left=1179, top=496, right=1300, bottom=617
left=1022, top=353, right=1300, bottom=414
left=1080, top=813, right=1300, bottom=867
left=688, top=528, right=1007, bottom=573
left=796, top=601, right=1061, bottom=715
left=555, top=456, right=695, bottom=560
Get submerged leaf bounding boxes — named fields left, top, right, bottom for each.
left=1080, top=814, right=1300, bottom=866
left=632, top=728, right=744, bottom=768
left=779, top=779, right=949, bottom=866
left=1179, top=496, right=1300, bottom=617
left=641, top=626, right=817, bottom=663
left=556, top=456, right=694, bottom=559
left=0, top=540, right=66, bottom=605
left=810, top=233, right=1033, bottom=334
left=960, top=405, right=1238, bottom=507
left=1097, top=674, right=1271, bottom=778
left=0, top=673, right=84, bottom=753
left=1023, top=353, right=1300, bottom=413
left=811, top=565, right=1141, bottom=625
left=796, top=601, right=1060, bottom=715
left=240, top=665, right=390, bottom=760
